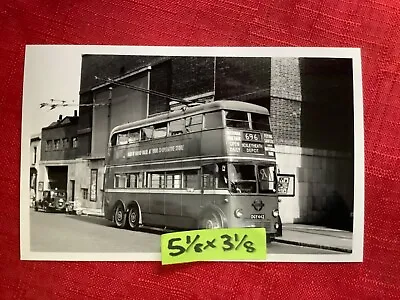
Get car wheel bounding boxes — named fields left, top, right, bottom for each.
left=126, top=205, right=139, bottom=230
left=114, top=203, right=126, bottom=228
left=43, top=201, right=50, bottom=213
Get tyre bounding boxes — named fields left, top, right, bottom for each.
left=43, top=201, right=50, bottom=213
left=266, top=235, right=272, bottom=244
left=198, top=210, right=223, bottom=229
left=126, top=204, right=139, bottom=230
left=114, top=203, right=126, bottom=228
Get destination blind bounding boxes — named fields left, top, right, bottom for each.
left=226, top=130, right=275, bottom=157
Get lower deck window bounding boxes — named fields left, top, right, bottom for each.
left=127, top=173, right=143, bottom=188
left=148, top=173, right=165, bottom=189
left=166, top=174, right=182, bottom=189
left=183, top=170, right=200, bottom=189
left=114, top=174, right=126, bottom=188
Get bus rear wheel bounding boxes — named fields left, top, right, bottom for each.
left=114, top=203, right=126, bottom=228
left=126, top=205, right=139, bottom=230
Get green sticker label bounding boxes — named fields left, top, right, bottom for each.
left=161, top=228, right=267, bottom=265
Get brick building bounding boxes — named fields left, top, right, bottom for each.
left=76, top=55, right=354, bottom=228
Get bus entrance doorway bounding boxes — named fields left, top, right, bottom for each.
left=47, top=166, right=68, bottom=190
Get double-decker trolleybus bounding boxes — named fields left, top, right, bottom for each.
left=104, top=100, right=282, bottom=240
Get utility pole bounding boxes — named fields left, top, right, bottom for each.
left=107, top=87, right=113, bottom=139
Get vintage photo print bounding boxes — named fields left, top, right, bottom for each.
left=20, top=46, right=364, bottom=262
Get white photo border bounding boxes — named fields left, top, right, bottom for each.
left=20, top=46, right=364, bottom=262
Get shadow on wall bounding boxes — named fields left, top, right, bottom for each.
left=318, top=191, right=353, bottom=231
left=295, top=58, right=354, bottom=232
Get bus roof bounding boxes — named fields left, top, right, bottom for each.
left=110, top=100, right=270, bottom=136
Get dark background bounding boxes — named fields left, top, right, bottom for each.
left=2, top=1, right=400, bottom=299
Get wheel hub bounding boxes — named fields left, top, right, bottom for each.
left=116, top=210, right=123, bottom=222
left=129, top=211, right=136, bottom=224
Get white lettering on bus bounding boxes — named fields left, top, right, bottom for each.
left=229, top=141, right=241, bottom=147
left=227, top=135, right=241, bottom=141
left=229, top=147, right=241, bottom=153
left=242, top=142, right=263, bottom=149
left=125, top=144, right=184, bottom=157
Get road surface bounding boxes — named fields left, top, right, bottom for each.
left=30, top=210, right=341, bottom=255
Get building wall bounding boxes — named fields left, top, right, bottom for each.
left=41, top=120, right=78, bottom=161
left=270, top=57, right=354, bottom=229
left=29, top=136, right=41, bottom=206
left=216, top=57, right=271, bottom=108
left=91, top=75, right=149, bottom=158
left=276, top=146, right=353, bottom=229
left=37, top=160, right=75, bottom=200
left=69, top=159, right=104, bottom=211
left=299, top=58, right=354, bottom=152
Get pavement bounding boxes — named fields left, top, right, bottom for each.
left=74, top=208, right=353, bottom=253
left=275, top=224, right=353, bottom=253
left=78, top=208, right=104, bottom=217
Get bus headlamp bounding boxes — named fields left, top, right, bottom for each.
left=234, top=209, right=243, bottom=218
left=274, top=223, right=280, bottom=229
left=272, top=209, right=279, bottom=217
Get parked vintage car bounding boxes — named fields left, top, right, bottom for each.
left=34, top=189, right=67, bottom=212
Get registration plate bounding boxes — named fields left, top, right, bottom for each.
left=250, top=214, right=265, bottom=220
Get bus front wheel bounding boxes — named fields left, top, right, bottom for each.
left=198, top=211, right=223, bottom=229
left=114, top=203, right=126, bottom=228
left=126, top=205, right=139, bottom=230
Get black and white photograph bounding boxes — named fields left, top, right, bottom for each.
left=20, top=46, right=364, bottom=262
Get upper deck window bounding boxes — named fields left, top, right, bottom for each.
left=128, top=131, right=140, bottom=143
left=251, top=113, right=270, bottom=131
left=141, top=123, right=167, bottom=141
left=117, top=133, right=129, bottom=145
left=169, top=119, right=185, bottom=136
left=225, top=111, right=250, bottom=129
left=185, top=114, right=203, bottom=132
left=153, top=123, right=167, bottom=139
left=204, top=111, right=223, bottom=129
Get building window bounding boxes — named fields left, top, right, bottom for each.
left=82, top=188, right=88, bottom=200
left=72, top=137, right=78, bottom=148
left=54, top=139, right=60, bottom=150
left=62, top=138, right=69, bottom=149
left=46, top=140, right=52, bottom=151
left=90, top=169, right=98, bottom=202
left=33, top=146, right=37, bottom=164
